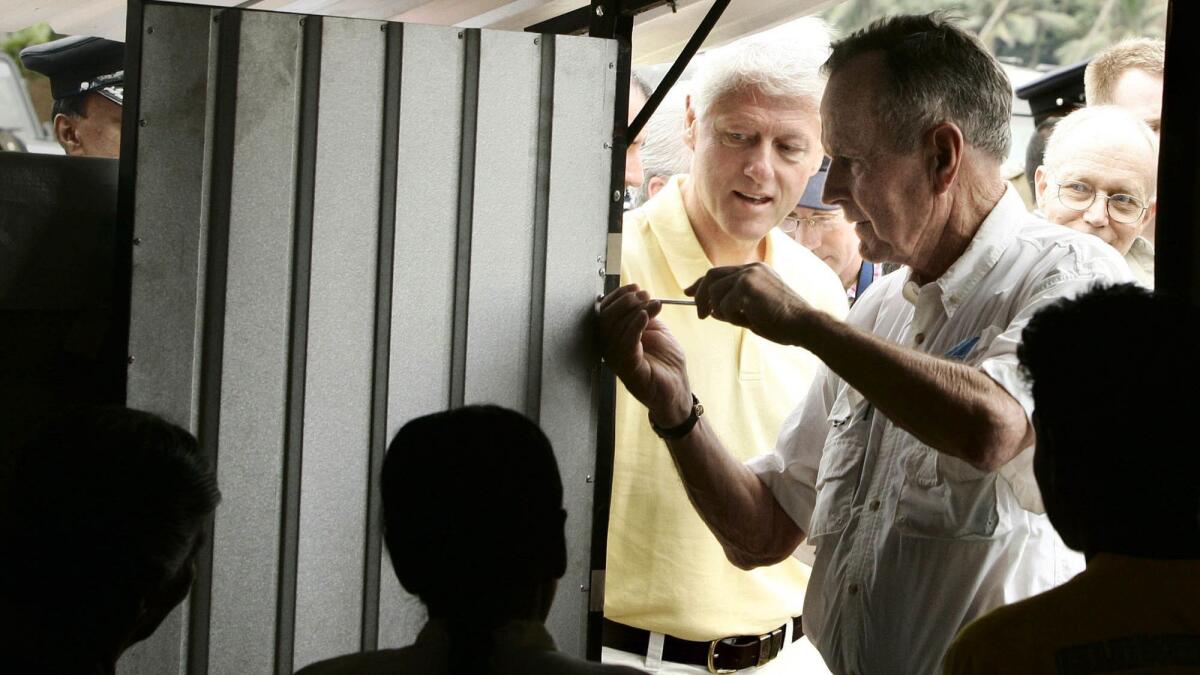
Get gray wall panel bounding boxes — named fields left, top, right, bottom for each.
left=539, top=34, right=617, bottom=658
left=208, top=12, right=303, bottom=675
left=122, top=6, right=213, bottom=675
left=462, top=30, right=542, bottom=408
left=129, top=6, right=616, bottom=672
left=293, top=16, right=386, bottom=670
left=377, top=22, right=464, bottom=649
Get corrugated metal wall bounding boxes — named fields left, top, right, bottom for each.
left=122, top=3, right=616, bottom=673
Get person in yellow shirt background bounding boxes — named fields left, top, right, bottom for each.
left=943, top=283, right=1200, bottom=675
left=599, top=19, right=848, bottom=675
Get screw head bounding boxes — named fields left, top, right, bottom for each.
left=138, top=119, right=147, bottom=127
left=595, top=5, right=604, bottom=16
left=132, top=237, right=142, bottom=246
left=127, top=355, right=136, bottom=365
left=146, top=26, right=154, bottom=34
left=612, top=190, right=622, bottom=202
left=533, top=37, right=539, bottom=45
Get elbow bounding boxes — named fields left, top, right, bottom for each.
left=962, top=403, right=1031, bottom=472
left=724, top=544, right=790, bottom=571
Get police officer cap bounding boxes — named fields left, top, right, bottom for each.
left=1015, top=60, right=1086, bottom=126
left=20, top=35, right=125, bottom=106
left=798, top=157, right=837, bottom=211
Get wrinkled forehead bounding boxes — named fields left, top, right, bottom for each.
left=1052, top=143, right=1157, bottom=195
left=819, top=55, right=886, bottom=150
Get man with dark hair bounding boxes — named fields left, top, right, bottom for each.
left=20, top=36, right=125, bottom=158
left=944, top=284, right=1200, bottom=674
left=0, top=406, right=221, bottom=674
left=599, top=13, right=1131, bottom=673
left=298, top=405, right=641, bottom=675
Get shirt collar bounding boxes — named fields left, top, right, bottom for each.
left=642, top=175, right=779, bottom=289
left=902, top=184, right=1024, bottom=316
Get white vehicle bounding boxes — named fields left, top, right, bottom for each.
left=0, top=52, right=63, bottom=154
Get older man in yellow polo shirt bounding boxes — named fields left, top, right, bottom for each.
left=601, top=23, right=847, bottom=674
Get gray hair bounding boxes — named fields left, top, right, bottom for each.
left=690, top=17, right=831, bottom=120
left=634, top=86, right=693, bottom=207
left=1042, top=105, right=1159, bottom=193
left=824, top=12, right=1012, bottom=163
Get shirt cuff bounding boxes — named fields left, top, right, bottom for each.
left=747, top=453, right=818, bottom=534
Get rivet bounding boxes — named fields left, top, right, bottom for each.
left=533, top=37, right=540, bottom=45
left=132, top=237, right=142, bottom=246
left=138, top=119, right=147, bottom=127
left=612, top=190, right=622, bottom=202
left=603, top=141, right=612, bottom=149
left=127, top=355, right=136, bottom=365
left=585, top=474, right=594, bottom=483
left=146, top=26, right=154, bottom=34
left=298, top=17, right=305, bottom=26
left=598, top=267, right=606, bottom=277
left=580, top=584, right=589, bottom=591
left=380, top=23, right=386, bottom=31
left=595, top=5, right=605, bottom=16
left=458, top=31, right=464, bottom=39
left=608, top=62, right=614, bottom=69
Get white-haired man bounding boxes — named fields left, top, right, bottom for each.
left=599, top=14, right=1132, bottom=674
left=632, top=85, right=693, bottom=208
left=1036, top=106, right=1158, bottom=287
left=601, top=23, right=847, bottom=675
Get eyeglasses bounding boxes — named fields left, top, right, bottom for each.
left=781, top=213, right=842, bottom=234
left=1051, top=179, right=1148, bottom=224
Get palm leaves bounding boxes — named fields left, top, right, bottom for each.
left=817, top=0, right=1166, bottom=68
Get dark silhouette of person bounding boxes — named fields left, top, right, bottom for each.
left=944, top=283, right=1200, bottom=673
left=298, top=405, right=641, bottom=675
left=0, top=406, right=220, bottom=675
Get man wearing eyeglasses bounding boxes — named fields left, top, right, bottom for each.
left=1034, top=106, right=1158, bottom=287
left=782, top=159, right=885, bottom=303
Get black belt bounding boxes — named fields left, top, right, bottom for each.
left=603, top=617, right=803, bottom=673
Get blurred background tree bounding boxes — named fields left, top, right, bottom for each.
left=819, top=0, right=1167, bottom=69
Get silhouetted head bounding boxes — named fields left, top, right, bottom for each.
left=1019, top=284, right=1200, bottom=558
left=0, top=406, right=220, bottom=670
left=382, top=405, right=567, bottom=625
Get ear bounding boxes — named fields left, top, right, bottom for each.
left=927, top=122, right=964, bottom=195
left=1033, top=165, right=1049, bottom=211
left=1146, top=196, right=1158, bottom=224
left=683, top=94, right=697, bottom=151
left=647, top=174, right=669, bottom=199
left=53, top=113, right=85, bottom=156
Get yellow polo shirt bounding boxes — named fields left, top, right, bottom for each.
left=605, top=176, right=848, bottom=640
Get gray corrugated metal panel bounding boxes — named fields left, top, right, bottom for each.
left=538, top=33, right=617, bottom=658
left=125, top=2, right=212, bottom=432
left=292, top=15, right=387, bottom=670
left=207, top=10, right=304, bottom=675
left=121, top=5, right=214, bottom=675
left=377, top=21, right=464, bottom=649
left=462, top=28, right=543, bottom=408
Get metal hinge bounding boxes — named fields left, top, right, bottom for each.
left=588, top=569, right=606, bottom=612
left=605, top=233, right=622, bottom=276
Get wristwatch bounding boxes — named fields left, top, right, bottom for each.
left=649, top=394, right=704, bottom=440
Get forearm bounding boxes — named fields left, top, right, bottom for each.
left=797, top=313, right=1031, bottom=470
left=655, top=415, right=805, bottom=569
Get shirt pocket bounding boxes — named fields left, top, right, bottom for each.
left=808, top=392, right=869, bottom=539
left=894, top=444, right=1011, bottom=540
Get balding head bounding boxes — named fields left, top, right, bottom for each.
left=1035, top=106, right=1158, bottom=255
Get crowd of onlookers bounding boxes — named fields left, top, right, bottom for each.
left=3, top=10, right=1196, bottom=675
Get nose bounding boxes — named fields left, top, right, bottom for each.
left=1081, top=196, right=1109, bottom=228
left=822, top=158, right=848, bottom=205
left=625, top=145, right=644, bottom=189
left=743, top=141, right=773, bottom=185
left=798, top=224, right=821, bottom=250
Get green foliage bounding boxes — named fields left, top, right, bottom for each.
left=818, top=0, right=1166, bottom=69
left=1, top=23, right=58, bottom=73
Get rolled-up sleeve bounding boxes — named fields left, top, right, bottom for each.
left=747, top=365, right=837, bottom=534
